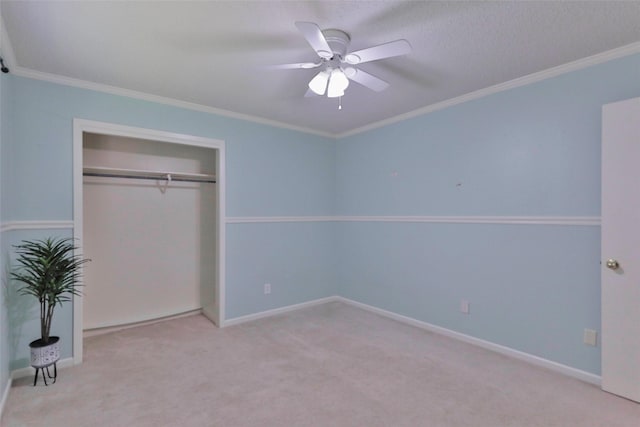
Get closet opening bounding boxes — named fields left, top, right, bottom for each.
left=72, top=120, right=226, bottom=364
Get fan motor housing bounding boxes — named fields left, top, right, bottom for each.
left=322, top=29, right=350, bottom=59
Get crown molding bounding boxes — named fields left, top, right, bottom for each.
left=337, top=41, right=640, bottom=139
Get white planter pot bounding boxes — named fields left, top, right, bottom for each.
left=29, top=336, right=60, bottom=368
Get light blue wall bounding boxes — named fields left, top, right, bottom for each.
left=336, top=53, right=640, bottom=374
left=4, top=75, right=336, bottom=368
left=227, top=222, right=337, bottom=317
left=337, top=222, right=601, bottom=372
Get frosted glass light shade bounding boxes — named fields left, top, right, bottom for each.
left=308, top=71, right=330, bottom=95
left=327, top=69, right=349, bottom=98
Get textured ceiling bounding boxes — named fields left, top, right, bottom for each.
left=2, top=1, right=640, bottom=136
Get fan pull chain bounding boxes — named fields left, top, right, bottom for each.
left=338, top=96, right=342, bottom=110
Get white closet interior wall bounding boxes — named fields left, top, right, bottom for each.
left=82, top=133, right=217, bottom=330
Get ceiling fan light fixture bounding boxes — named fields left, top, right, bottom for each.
left=284, top=21, right=412, bottom=101
left=327, top=68, right=349, bottom=98
left=308, top=70, right=330, bottom=95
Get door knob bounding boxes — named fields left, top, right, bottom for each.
left=606, top=259, right=620, bottom=270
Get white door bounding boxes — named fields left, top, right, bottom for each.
left=601, top=97, right=640, bottom=402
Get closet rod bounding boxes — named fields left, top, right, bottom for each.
left=83, top=166, right=216, bottom=184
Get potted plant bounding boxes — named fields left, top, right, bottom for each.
left=10, top=237, right=89, bottom=385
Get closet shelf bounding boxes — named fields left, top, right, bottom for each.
left=83, top=166, right=216, bottom=183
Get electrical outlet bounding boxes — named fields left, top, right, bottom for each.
left=584, top=329, right=597, bottom=346
left=460, top=300, right=470, bottom=314
left=264, top=283, right=271, bottom=295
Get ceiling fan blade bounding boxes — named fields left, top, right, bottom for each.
left=347, top=68, right=389, bottom=92
left=295, top=22, right=333, bottom=59
left=267, top=62, right=321, bottom=70
left=345, top=39, right=411, bottom=65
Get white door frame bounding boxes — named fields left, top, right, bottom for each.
left=72, top=119, right=226, bottom=364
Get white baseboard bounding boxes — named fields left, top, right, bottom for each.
left=222, top=296, right=339, bottom=327
left=83, top=309, right=203, bottom=338
left=11, top=357, right=75, bottom=380
left=0, top=377, right=12, bottom=422
left=335, top=296, right=601, bottom=386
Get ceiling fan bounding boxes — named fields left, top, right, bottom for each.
left=273, top=22, right=411, bottom=100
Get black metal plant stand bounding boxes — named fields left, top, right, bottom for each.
left=33, top=362, right=57, bottom=386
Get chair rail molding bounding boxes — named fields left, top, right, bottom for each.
left=0, top=221, right=75, bottom=232
left=225, top=215, right=600, bottom=226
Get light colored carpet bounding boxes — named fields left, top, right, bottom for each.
left=2, top=301, right=639, bottom=427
